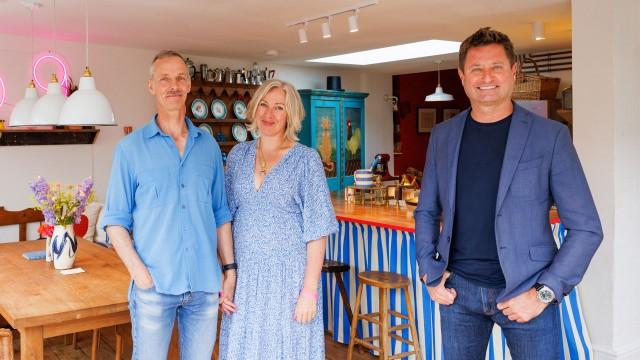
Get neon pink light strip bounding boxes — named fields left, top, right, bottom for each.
left=33, top=54, right=69, bottom=92
left=0, top=76, right=6, bottom=109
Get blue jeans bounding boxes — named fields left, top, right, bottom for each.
left=439, top=273, right=561, bottom=360
left=129, top=284, right=219, bottom=360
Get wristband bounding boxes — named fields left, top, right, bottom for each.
left=222, top=263, right=238, bottom=272
left=300, top=289, right=318, bottom=301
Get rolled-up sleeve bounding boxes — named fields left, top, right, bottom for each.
left=211, top=143, right=232, bottom=228
left=100, top=145, right=135, bottom=232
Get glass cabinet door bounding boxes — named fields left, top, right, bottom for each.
left=342, top=100, right=365, bottom=187
left=310, top=100, right=341, bottom=190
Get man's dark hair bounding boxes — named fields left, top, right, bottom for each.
left=458, top=27, right=516, bottom=70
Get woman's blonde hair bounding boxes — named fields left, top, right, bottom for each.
left=246, top=79, right=305, bottom=142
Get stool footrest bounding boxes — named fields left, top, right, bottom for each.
left=389, top=323, right=410, bottom=332
left=358, top=312, right=381, bottom=324
left=389, top=350, right=418, bottom=360
left=390, top=333, right=414, bottom=345
left=389, top=310, right=409, bottom=320
left=354, top=337, right=381, bottom=352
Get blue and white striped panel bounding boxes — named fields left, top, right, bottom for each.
left=322, top=220, right=592, bottom=360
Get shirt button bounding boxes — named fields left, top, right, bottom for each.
left=181, top=184, right=185, bottom=188
left=182, top=205, right=186, bottom=209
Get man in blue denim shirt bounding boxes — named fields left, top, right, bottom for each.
left=101, top=50, right=237, bottom=360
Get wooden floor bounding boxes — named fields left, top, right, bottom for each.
left=8, top=328, right=376, bottom=360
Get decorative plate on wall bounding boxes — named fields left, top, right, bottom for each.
left=233, top=100, right=248, bottom=120
left=211, top=99, right=227, bottom=119
left=231, top=123, right=248, bottom=142
left=190, top=98, right=208, bottom=120
left=198, top=123, right=213, bottom=137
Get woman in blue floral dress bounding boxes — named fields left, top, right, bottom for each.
left=218, top=79, right=338, bottom=359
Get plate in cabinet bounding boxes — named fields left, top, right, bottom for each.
left=233, top=100, right=248, bottom=120
left=211, top=99, right=227, bottom=119
left=198, top=123, right=213, bottom=137
left=191, top=98, right=208, bottom=120
left=231, top=123, right=248, bottom=142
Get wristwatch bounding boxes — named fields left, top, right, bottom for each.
left=222, top=263, right=238, bottom=272
left=534, top=283, right=556, bottom=304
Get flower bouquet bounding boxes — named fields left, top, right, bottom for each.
left=30, top=176, right=94, bottom=269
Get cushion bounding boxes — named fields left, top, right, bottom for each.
left=83, top=202, right=103, bottom=242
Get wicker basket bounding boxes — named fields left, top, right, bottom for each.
left=512, top=57, right=561, bottom=100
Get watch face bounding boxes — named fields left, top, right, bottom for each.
left=537, top=286, right=555, bottom=303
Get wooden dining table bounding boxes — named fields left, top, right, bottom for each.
left=0, top=239, right=131, bottom=360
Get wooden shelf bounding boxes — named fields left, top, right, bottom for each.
left=0, top=128, right=99, bottom=146
left=192, top=119, right=248, bottom=124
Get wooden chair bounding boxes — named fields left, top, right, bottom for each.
left=347, top=271, right=422, bottom=360
left=0, top=328, right=14, bottom=360
left=0, top=206, right=44, bottom=242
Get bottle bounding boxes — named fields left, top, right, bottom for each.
left=185, top=58, right=196, bottom=80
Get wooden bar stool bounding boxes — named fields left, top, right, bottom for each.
left=322, top=259, right=354, bottom=325
left=347, top=271, right=422, bottom=360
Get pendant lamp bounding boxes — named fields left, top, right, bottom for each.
left=59, top=0, right=115, bottom=125
left=9, top=81, right=39, bottom=126
left=425, top=60, right=453, bottom=102
left=30, top=74, right=67, bottom=125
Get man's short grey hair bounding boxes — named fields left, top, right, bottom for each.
left=149, top=50, right=187, bottom=78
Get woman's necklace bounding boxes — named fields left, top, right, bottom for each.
left=257, top=138, right=267, bottom=176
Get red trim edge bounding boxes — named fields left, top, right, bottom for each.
left=335, top=215, right=415, bottom=233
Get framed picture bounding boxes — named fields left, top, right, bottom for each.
left=443, top=108, right=461, bottom=121
left=417, top=108, right=437, bottom=133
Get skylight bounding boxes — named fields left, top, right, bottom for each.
left=307, top=39, right=461, bottom=65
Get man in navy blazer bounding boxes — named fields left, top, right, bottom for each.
left=414, top=28, right=602, bottom=359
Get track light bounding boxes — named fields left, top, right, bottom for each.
left=322, top=17, right=332, bottom=39
left=286, top=0, right=376, bottom=43
left=298, top=22, right=308, bottom=44
left=348, top=9, right=359, bottom=33
left=532, top=21, right=545, bottom=41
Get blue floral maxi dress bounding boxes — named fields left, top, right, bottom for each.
left=219, top=141, right=338, bottom=360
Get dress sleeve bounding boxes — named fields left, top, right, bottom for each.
left=299, top=149, right=338, bottom=243
left=224, top=143, right=243, bottom=218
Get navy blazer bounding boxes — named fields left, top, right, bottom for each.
left=414, top=104, right=603, bottom=302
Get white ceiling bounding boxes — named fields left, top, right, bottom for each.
left=0, top=0, right=572, bottom=74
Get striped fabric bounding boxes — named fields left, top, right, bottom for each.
left=322, top=220, right=592, bottom=360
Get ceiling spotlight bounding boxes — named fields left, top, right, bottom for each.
left=348, top=9, right=359, bottom=33
left=322, top=17, right=332, bottom=39
left=532, top=21, right=546, bottom=41
left=298, top=22, right=308, bottom=44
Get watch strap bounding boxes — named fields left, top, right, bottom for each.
left=222, top=263, right=238, bottom=272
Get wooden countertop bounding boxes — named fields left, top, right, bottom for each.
left=331, top=192, right=561, bottom=232
left=331, top=192, right=416, bottom=232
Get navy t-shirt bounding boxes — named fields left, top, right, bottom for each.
left=448, top=113, right=512, bottom=288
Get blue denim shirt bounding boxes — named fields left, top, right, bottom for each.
left=101, top=115, right=232, bottom=295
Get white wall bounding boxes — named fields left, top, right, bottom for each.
left=573, top=0, right=640, bottom=359
left=0, top=33, right=392, bottom=242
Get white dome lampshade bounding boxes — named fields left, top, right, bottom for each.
left=9, top=80, right=40, bottom=126
left=59, top=67, right=116, bottom=126
left=30, top=74, right=67, bottom=125
left=425, top=60, right=454, bottom=102
left=425, top=86, right=454, bottom=102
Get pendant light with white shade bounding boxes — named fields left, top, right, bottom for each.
left=9, top=3, right=41, bottom=126
left=59, top=0, right=115, bottom=125
left=425, top=60, right=454, bottom=102
left=31, top=73, right=67, bottom=125
left=9, top=81, right=39, bottom=126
